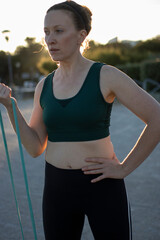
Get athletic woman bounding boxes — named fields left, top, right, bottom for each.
left=0, top=1, right=160, bottom=239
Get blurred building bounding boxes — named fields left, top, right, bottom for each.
left=108, top=37, right=140, bottom=47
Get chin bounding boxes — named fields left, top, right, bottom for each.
left=51, top=55, right=71, bottom=63
left=51, top=56, right=60, bottom=61
left=50, top=53, right=63, bottom=62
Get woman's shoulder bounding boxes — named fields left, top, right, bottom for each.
left=100, top=64, right=119, bottom=88
left=100, top=63, right=134, bottom=87
left=35, top=77, right=46, bottom=96
left=101, top=64, right=122, bottom=76
left=35, top=72, right=54, bottom=95
left=99, top=63, right=137, bottom=102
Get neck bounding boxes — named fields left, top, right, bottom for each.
left=57, top=53, right=90, bottom=79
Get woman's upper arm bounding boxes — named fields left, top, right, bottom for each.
left=29, top=78, right=48, bottom=147
left=103, top=65, right=160, bottom=124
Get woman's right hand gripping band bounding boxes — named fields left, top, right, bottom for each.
left=0, top=83, right=16, bottom=109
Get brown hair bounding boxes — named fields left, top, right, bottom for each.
left=46, top=1, right=92, bottom=36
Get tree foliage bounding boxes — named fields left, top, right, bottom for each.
left=37, top=56, right=58, bottom=75
left=0, top=36, right=160, bottom=85
left=13, top=38, right=47, bottom=80
left=84, top=40, right=153, bottom=65
left=135, top=39, right=160, bottom=53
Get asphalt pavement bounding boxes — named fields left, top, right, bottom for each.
left=0, top=97, right=159, bottom=240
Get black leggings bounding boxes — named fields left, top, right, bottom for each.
left=43, top=161, right=132, bottom=240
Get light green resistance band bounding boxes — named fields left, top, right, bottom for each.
left=0, top=109, right=25, bottom=240
left=0, top=99, right=37, bottom=240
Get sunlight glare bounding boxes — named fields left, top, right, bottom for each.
left=0, top=0, right=159, bottom=52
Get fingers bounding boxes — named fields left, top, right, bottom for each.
left=0, top=83, right=11, bottom=90
left=83, top=168, right=103, bottom=175
left=82, top=158, right=109, bottom=176
left=82, top=165, right=105, bottom=183
left=85, top=157, right=105, bottom=164
left=82, top=161, right=105, bottom=183
left=0, top=84, right=12, bottom=108
left=0, top=84, right=12, bottom=98
left=82, top=163, right=103, bottom=171
left=82, top=155, right=122, bottom=183
left=0, top=87, right=10, bottom=97
left=91, top=174, right=105, bottom=183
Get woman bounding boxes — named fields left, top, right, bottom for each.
left=0, top=1, right=160, bottom=239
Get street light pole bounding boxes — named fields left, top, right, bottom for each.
left=2, top=30, right=14, bottom=87
left=7, top=51, right=14, bottom=87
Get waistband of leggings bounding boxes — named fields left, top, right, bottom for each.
left=44, top=160, right=124, bottom=186
left=44, top=160, right=97, bottom=185
left=45, top=160, right=84, bottom=172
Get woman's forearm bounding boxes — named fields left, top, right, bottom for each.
left=122, top=121, right=160, bottom=177
left=6, top=100, right=43, bottom=157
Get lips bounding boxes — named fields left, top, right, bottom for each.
left=50, top=48, right=60, bottom=52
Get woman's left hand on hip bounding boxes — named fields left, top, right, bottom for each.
left=82, top=153, right=125, bottom=183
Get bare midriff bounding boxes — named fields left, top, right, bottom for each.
left=45, top=136, right=115, bottom=169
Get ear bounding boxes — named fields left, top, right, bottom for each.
left=77, top=29, right=87, bottom=45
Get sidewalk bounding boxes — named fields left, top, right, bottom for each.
left=0, top=98, right=160, bottom=240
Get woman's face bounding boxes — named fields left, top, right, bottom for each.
left=44, top=10, right=84, bottom=61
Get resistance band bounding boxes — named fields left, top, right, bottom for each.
left=0, top=110, right=24, bottom=239
left=0, top=99, right=37, bottom=240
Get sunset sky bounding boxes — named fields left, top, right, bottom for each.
left=0, top=0, right=160, bottom=52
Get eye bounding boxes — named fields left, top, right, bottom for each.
left=55, top=29, right=64, bottom=33
left=44, top=30, right=50, bottom=36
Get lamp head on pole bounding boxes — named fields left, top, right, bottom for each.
left=2, top=30, right=10, bottom=42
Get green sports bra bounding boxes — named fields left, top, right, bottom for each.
left=40, top=62, right=113, bottom=142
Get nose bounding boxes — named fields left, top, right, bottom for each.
left=45, top=32, right=57, bottom=45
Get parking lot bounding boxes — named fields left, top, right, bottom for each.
left=0, top=98, right=160, bottom=240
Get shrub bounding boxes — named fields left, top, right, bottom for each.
left=140, top=59, right=160, bottom=83
left=116, top=63, right=141, bottom=81
left=117, top=59, right=160, bottom=84
left=37, top=57, right=58, bottom=75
